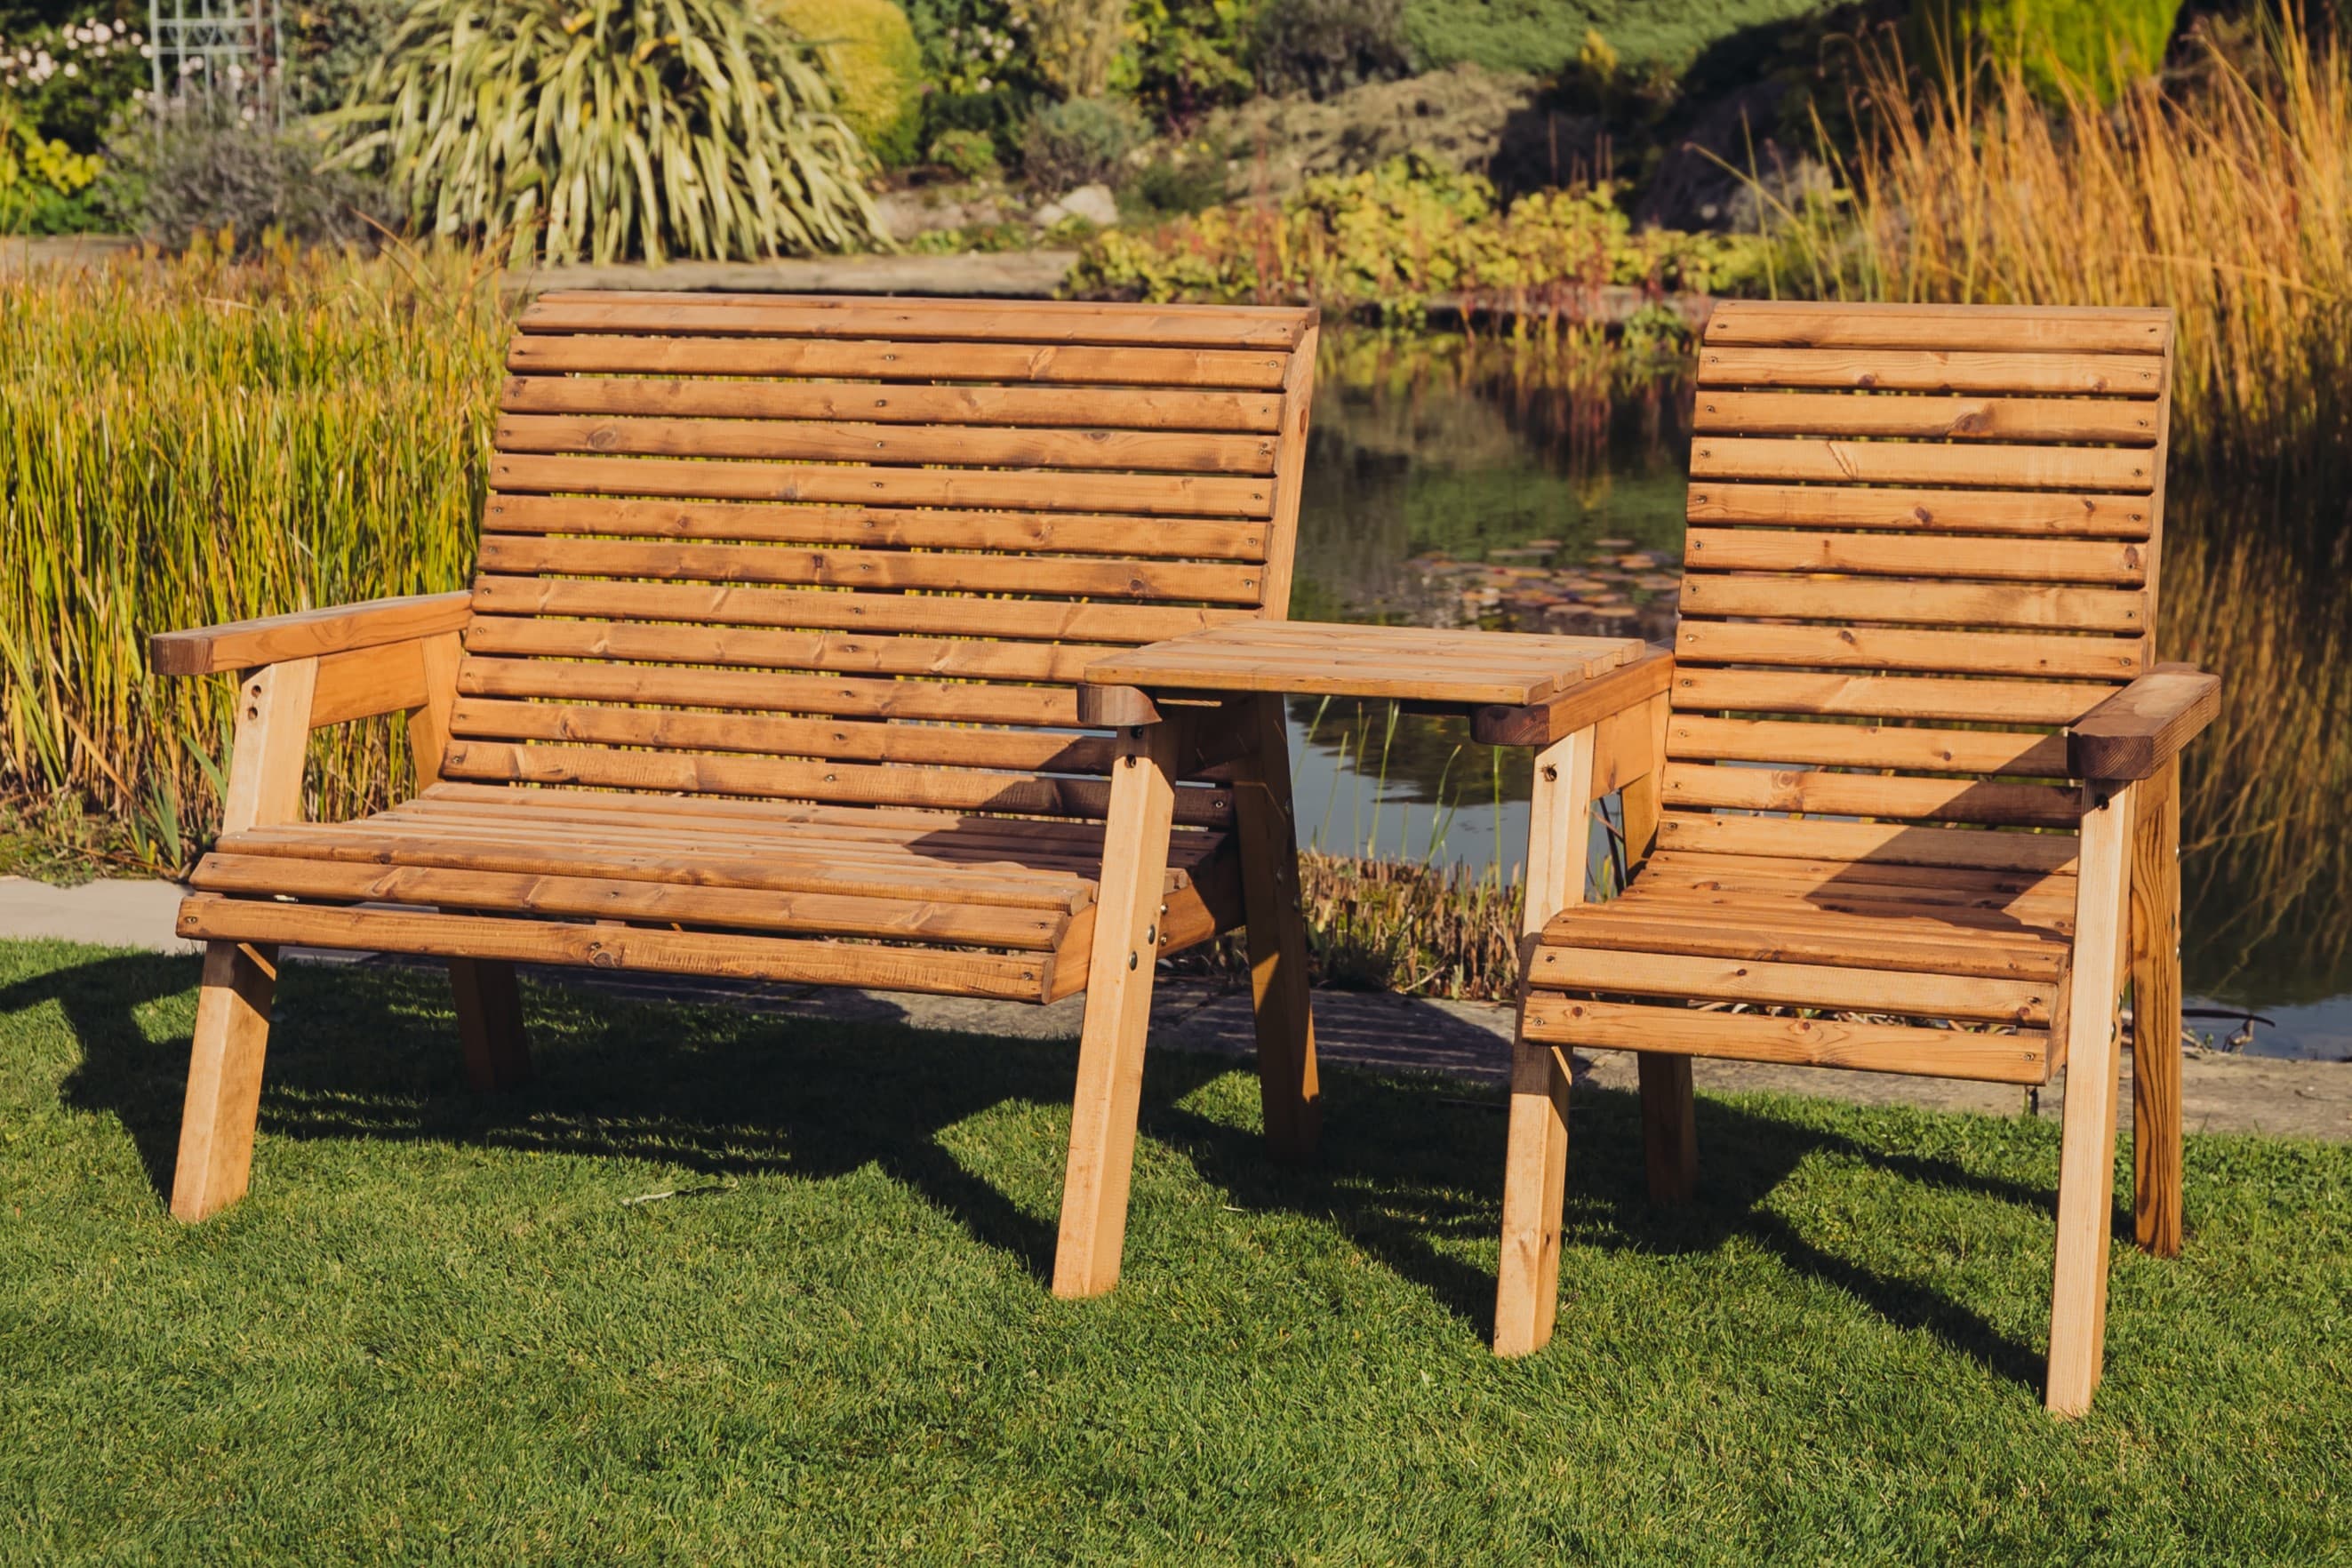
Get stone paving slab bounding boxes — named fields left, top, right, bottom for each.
left=5, top=877, right=2347, bottom=1141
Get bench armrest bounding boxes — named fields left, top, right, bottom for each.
left=1468, top=645, right=1673, bottom=747
left=2068, top=663, right=2220, bottom=781
left=150, top=590, right=474, bottom=676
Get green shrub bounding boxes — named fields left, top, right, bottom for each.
left=1018, top=94, right=1144, bottom=192
left=0, top=9, right=145, bottom=152
left=1401, top=0, right=1846, bottom=81
left=1252, top=0, right=1409, bottom=99
left=0, top=100, right=100, bottom=231
left=1913, top=0, right=2185, bottom=103
left=1124, top=0, right=1256, bottom=124
left=326, top=0, right=884, bottom=265
left=1004, top=0, right=1126, bottom=99
left=769, top=0, right=926, bottom=166
left=280, top=0, right=410, bottom=116
left=1072, top=154, right=1770, bottom=317
left=927, top=126, right=1000, bottom=177
left=97, top=112, right=391, bottom=251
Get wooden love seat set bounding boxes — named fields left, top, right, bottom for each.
left=151, top=292, right=2218, bottom=1416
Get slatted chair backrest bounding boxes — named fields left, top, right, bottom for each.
left=442, top=292, right=1320, bottom=829
left=1661, top=300, right=2174, bottom=874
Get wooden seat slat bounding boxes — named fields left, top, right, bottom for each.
left=1653, top=811, right=2081, bottom=872
left=1520, top=996, right=2052, bottom=1084
left=1672, top=668, right=2117, bottom=724
left=1695, top=346, right=2165, bottom=396
left=1702, top=300, right=2171, bottom=355
left=1686, top=483, right=2154, bottom=538
left=1677, top=574, right=2147, bottom=633
left=1634, top=863, right=2078, bottom=919
left=499, top=375, right=1286, bottom=434
left=468, top=577, right=1247, bottom=644
left=1691, top=436, right=2156, bottom=492
left=1676, top=620, right=2145, bottom=680
left=1538, top=908, right=2067, bottom=978
left=1660, top=761, right=2083, bottom=827
left=493, top=413, right=1282, bottom=477
left=474, top=535, right=1265, bottom=604
left=518, top=292, right=1311, bottom=349
left=1644, top=850, right=2073, bottom=897
left=488, top=454, right=1277, bottom=518
left=1665, top=715, right=2071, bottom=776
left=410, top=780, right=1157, bottom=844
left=1527, top=945, right=2056, bottom=1024
left=1693, top=391, right=2158, bottom=444
left=505, top=333, right=1292, bottom=389
left=1684, top=528, right=2146, bottom=583
left=480, top=496, right=1271, bottom=562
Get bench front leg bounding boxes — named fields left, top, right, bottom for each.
left=1226, top=693, right=1321, bottom=1164
left=1053, top=715, right=1188, bottom=1299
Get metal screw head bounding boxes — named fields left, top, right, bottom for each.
left=1127, top=951, right=1139, bottom=971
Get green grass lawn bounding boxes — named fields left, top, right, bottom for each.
left=2, top=938, right=2348, bottom=1564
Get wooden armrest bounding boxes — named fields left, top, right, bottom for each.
left=1470, top=645, right=1674, bottom=747
left=150, top=590, right=473, bottom=676
left=2068, top=663, right=2220, bottom=780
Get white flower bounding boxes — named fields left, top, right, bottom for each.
left=139, top=41, right=153, bottom=57
left=60, top=60, right=76, bottom=76
left=92, top=21, right=111, bottom=40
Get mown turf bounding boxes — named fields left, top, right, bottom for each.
left=1, top=938, right=2347, bottom=1564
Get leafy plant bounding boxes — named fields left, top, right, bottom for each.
left=326, top=0, right=884, bottom=265
left=0, top=99, right=100, bottom=229
left=768, top=0, right=925, bottom=165
left=1017, top=92, right=1142, bottom=191
left=926, top=124, right=998, bottom=176
left=97, top=109, right=391, bottom=250
left=0, top=7, right=145, bottom=150
left=1003, top=0, right=1126, bottom=99
left=1123, top=0, right=1255, bottom=126
left=1912, top=0, right=2185, bottom=104
left=1251, top=0, right=1408, bottom=100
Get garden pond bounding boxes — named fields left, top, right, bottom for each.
left=1276, top=331, right=2352, bottom=1060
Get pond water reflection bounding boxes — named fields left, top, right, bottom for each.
left=1281, top=331, right=2352, bottom=1060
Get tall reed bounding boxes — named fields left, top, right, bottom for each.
left=0, top=236, right=508, bottom=868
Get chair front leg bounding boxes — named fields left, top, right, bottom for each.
left=2130, top=756, right=2184, bottom=1258
left=1226, top=693, right=1321, bottom=1163
left=1053, top=715, right=1187, bottom=1299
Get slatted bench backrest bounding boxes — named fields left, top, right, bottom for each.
left=443, top=292, right=1320, bottom=828
left=1662, top=300, right=2175, bottom=875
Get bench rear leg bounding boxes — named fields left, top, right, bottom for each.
left=2131, top=757, right=2183, bottom=1258
left=451, top=958, right=532, bottom=1092
left=171, top=940, right=278, bottom=1221
left=1053, top=719, right=1182, bottom=1299
left=1229, top=694, right=1320, bottom=1162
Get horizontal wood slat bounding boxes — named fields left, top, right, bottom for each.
left=476, top=535, right=1265, bottom=604
left=494, top=413, right=1280, bottom=476
left=506, top=333, right=1293, bottom=389
left=518, top=292, right=1312, bottom=349
left=481, top=495, right=1270, bottom=562
left=450, top=700, right=1120, bottom=774
left=1676, top=620, right=2144, bottom=680
left=1676, top=574, right=2146, bottom=633
left=192, top=853, right=1071, bottom=949
left=1695, top=347, right=2165, bottom=397
left=462, top=617, right=1108, bottom=684
left=177, top=894, right=1055, bottom=1000
left=1654, top=812, right=2080, bottom=873
left=1684, top=529, right=2147, bottom=584
left=1693, top=392, right=2158, bottom=444
left=1690, top=436, right=2156, bottom=492
left=1520, top=995, right=2051, bottom=1083
left=1667, top=716, right=2071, bottom=776
left=438, top=741, right=1236, bottom=826
left=1527, top=945, right=2055, bottom=1023
left=500, top=375, right=1284, bottom=433
left=456, top=656, right=1079, bottom=726
left=1686, top=484, right=2154, bottom=538
left=490, top=454, right=1276, bottom=518
left=1703, top=301, right=2170, bottom=356
left=469, top=576, right=1245, bottom=644
left=1673, top=668, right=2116, bottom=724
left=1661, top=762, right=2083, bottom=827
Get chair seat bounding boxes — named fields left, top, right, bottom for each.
left=177, top=783, right=1236, bottom=1003
left=1521, top=851, right=2079, bottom=1084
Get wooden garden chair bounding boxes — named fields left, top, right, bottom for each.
left=1491, top=300, right=2220, bottom=1416
left=150, top=292, right=1324, bottom=1300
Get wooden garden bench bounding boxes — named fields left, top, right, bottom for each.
left=1491, top=300, right=2221, bottom=1417
left=151, top=292, right=1326, bottom=1300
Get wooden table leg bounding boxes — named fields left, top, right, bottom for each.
left=1495, top=1028, right=1573, bottom=1356
left=1228, top=694, right=1321, bottom=1164
left=2131, top=757, right=2183, bottom=1258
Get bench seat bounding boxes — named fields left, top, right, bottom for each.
left=179, top=785, right=1239, bottom=1004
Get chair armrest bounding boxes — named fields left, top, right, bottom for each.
left=150, top=590, right=473, bottom=676
left=1470, top=645, right=1674, bottom=747
left=2068, top=663, right=2220, bottom=781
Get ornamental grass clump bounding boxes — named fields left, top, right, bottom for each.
left=326, top=0, right=884, bottom=265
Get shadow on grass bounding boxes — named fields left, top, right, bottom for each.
left=15, top=948, right=2052, bottom=1393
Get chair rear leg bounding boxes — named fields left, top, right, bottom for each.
left=1229, top=694, right=1320, bottom=1163
left=2131, top=758, right=2184, bottom=1258
left=1637, top=1053, right=1698, bottom=1202
left=451, top=958, right=532, bottom=1092
left=1495, top=1032, right=1573, bottom=1356
left=171, top=940, right=278, bottom=1221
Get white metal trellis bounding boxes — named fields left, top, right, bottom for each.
left=147, top=0, right=282, bottom=127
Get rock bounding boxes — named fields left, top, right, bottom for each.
left=871, top=186, right=1016, bottom=244
left=1036, top=183, right=1119, bottom=229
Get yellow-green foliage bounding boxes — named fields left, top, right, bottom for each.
left=1073, top=157, right=1771, bottom=319
left=0, top=240, right=509, bottom=872
left=0, top=101, right=100, bottom=220
left=768, top=0, right=925, bottom=167
left=1912, top=0, right=2184, bottom=104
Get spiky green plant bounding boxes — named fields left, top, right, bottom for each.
left=325, top=0, right=885, bottom=265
